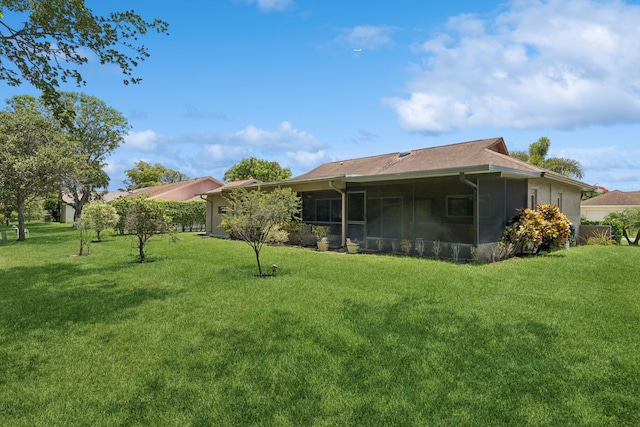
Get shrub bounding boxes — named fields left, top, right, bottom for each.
left=586, top=230, right=615, bottom=245
left=401, top=239, right=412, bottom=255
left=503, top=204, right=571, bottom=254
left=582, top=218, right=623, bottom=244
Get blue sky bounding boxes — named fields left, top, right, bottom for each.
left=4, top=0, right=640, bottom=191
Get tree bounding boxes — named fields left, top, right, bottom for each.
left=604, top=209, right=640, bottom=245
left=58, top=92, right=129, bottom=224
left=123, top=161, right=188, bottom=190
left=42, top=197, right=61, bottom=222
left=0, top=1, right=168, bottom=111
left=0, top=95, right=71, bottom=240
left=221, top=187, right=301, bottom=276
left=510, top=137, right=584, bottom=180
left=160, top=170, right=190, bottom=185
left=82, top=202, right=119, bottom=242
left=223, top=157, right=292, bottom=183
left=124, top=198, right=171, bottom=262
left=1, top=188, right=15, bottom=225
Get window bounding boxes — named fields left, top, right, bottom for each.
left=557, top=193, right=563, bottom=211
left=530, top=189, right=538, bottom=209
left=348, top=192, right=365, bottom=222
left=446, top=195, right=473, bottom=217
left=315, top=199, right=341, bottom=223
left=367, top=197, right=402, bottom=238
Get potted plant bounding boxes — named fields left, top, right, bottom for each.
left=346, top=238, right=360, bottom=254
left=312, top=225, right=330, bottom=251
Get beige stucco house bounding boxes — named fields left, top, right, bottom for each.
left=60, top=191, right=127, bottom=223
left=203, top=138, right=593, bottom=257
left=581, top=190, right=640, bottom=221
left=202, top=179, right=261, bottom=238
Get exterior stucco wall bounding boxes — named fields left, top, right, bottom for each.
left=528, top=178, right=583, bottom=237
left=205, top=195, right=230, bottom=237
left=60, top=204, right=75, bottom=223
left=581, top=205, right=640, bottom=222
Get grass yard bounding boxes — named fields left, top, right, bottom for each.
left=1, top=222, right=639, bottom=426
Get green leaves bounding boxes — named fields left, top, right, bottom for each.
left=222, top=187, right=301, bottom=275
left=604, top=208, right=640, bottom=245
left=123, top=161, right=189, bottom=190
left=0, top=95, right=73, bottom=239
left=223, top=157, right=292, bottom=183
left=510, top=137, right=584, bottom=180
left=503, top=204, right=571, bottom=253
left=0, top=0, right=169, bottom=108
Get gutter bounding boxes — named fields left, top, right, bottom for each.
left=459, top=172, right=477, bottom=189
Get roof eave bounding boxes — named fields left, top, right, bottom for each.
left=341, top=165, right=542, bottom=183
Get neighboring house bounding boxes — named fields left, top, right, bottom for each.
left=61, top=177, right=223, bottom=223
left=60, top=191, right=127, bottom=223
left=124, top=176, right=223, bottom=201
left=203, top=138, right=593, bottom=256
left=581, top=190, right=640, bottom=221
left=201, top=179, right=261, bottom=237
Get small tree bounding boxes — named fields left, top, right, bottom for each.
left=124, top=198, right=171, bottom=263
left=605, top=208, right=640, bottom=245
left=77, top=216, right=94, bottom=256
left=82, top=202, right=119, bottom=241
left=221, top=187, right=301, bottom=276
left=111, top=197, right=132, bottom=235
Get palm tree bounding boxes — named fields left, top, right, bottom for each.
left=510, top=137, right=584, bottom=180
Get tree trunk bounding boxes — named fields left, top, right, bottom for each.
left=16, top=197, right=26, bottom=241
left=139, top=238, right=146, bottom=263
left=254, top=247, right=263, bottom=276
left=633, top=230, right=640, bottom=246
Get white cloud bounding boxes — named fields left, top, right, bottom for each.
left=124, top=130, right=162, bottom=152
left=231, top=121, right=326, bottom=151
left=337, top=25, right=396, bottom=50
left=203, top=144, right=248, bottom=162
left=387, top=0, right=640, bottom=133
left=285, top=150, right=327, bottom=168
left=193, top=121, right=328, bottom=174
left=242, top=0, right=292, bottom=12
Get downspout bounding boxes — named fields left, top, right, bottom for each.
left=459, top=173, right=479, bottom=246
left=329, top=180, right=347, bottom=247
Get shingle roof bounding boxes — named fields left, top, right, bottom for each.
left=292, top=137, right=561, bottom=181
left=581, top=190, right=640, bottom=206
left=202, top=179, right=261, bottom=195
left=126, top=176, right=223, bottom=200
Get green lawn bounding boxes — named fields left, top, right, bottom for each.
left=1, top=222, right=639, bottom=426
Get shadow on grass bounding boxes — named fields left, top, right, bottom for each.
left=158, top=297, right=639, bottom=426
left=0, top=222, right=79, bottom=247
left=0, top=261, right=180, bottom=338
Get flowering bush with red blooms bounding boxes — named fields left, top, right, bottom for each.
left=502, top=204, right=571, bottom=254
